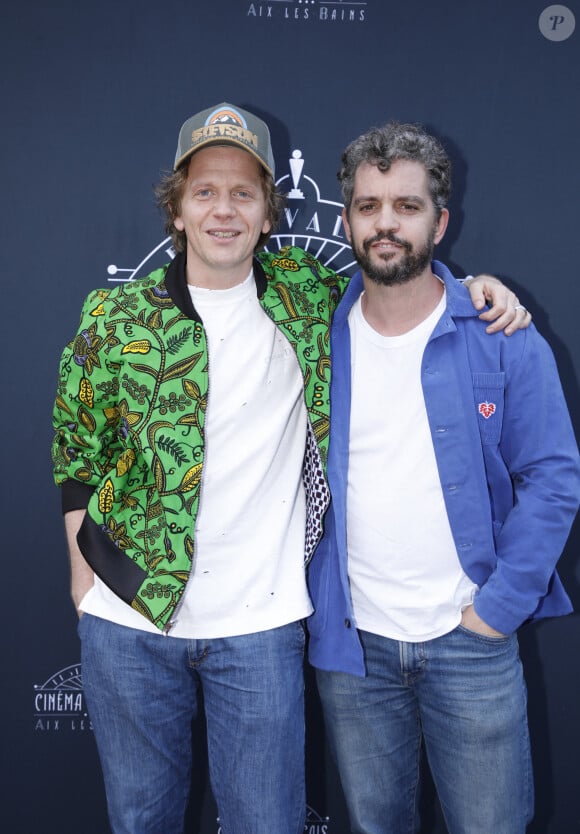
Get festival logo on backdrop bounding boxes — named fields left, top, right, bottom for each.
left=245, top=0, right=367, bottom=23
left=270, top=149, right=356, bottom=274
left=33, top=663, right=92, bottom=732
left=106, top=149, right=356, bottom=284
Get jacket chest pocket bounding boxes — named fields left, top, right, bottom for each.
left=472, top=372, right=505, bottom=445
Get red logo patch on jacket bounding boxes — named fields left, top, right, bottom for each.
left=478, top=401, right=496, bottom=419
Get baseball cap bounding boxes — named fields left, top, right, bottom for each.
left=174, top=102, right=275, bottom=177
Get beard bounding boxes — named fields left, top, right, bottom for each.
left=352, top=227, right=437, bottom=287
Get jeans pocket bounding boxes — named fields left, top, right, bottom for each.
left=293, top=619, right=307, bottom=652
left=457, top=623, right=511, bottom=644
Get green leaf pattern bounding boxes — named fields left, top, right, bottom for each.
left=52, top=248, right=348, bottom=629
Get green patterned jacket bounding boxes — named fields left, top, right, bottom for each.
left=52, top=246, right=348, bottom=631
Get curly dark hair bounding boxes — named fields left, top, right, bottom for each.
left=338, top=122, right=451, bottom=218
left=155, top=156, right=285, bottom=253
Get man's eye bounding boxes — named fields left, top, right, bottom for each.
left=194, top=189, right=213, bottom=198
left=234, top=190, right=252, bottom=199
left=400, top=203, right=419, bottom=212
left=359, top=203, right=376, bottom=213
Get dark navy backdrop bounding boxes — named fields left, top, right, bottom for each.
left=3, top=1, right=579, bottom=831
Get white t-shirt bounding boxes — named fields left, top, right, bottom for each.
left=81, top=270, right=312, bottom=637
left=347, top=290, right=476, bottom=642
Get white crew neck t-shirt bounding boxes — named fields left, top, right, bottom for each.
left=346, top=290, right=476, bottom=642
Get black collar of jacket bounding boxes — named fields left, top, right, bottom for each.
left=163, top=250, right=269, bottom=322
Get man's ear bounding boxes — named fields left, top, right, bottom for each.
left=342, top=207, right=352, bottom=243
left=434, top=208, right=449, bottom=245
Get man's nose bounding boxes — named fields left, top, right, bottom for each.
left=375, top=205, right=399, bottom=233
left=213, top=192, right=236, bottom=217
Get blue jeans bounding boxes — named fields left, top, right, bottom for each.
left=316, top=626, right=533, bottom=834
left=78, top=614, right=306, bottom=834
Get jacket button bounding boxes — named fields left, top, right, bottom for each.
left=345, top=619, right=351, bottom=629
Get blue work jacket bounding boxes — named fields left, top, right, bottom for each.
left=308, top=261, right=579, bottom=676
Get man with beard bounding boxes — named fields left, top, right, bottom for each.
left=307, top=122, right=580, bottom=834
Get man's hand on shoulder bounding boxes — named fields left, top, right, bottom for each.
left=464, top=274, right=532, bottom=335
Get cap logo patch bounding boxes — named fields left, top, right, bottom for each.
left=190, top=107, right=259, bottom=152
left=206, top=107, right=247, bottom=129
left=478, top=401, right=496, bottom=419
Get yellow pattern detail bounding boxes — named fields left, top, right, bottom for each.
left=271, top=257, right=299, bottom=272
left=122, top=340, right=151, bottom=354
left=116, top=449, right=136, bottom=476
left=98, top=479, right=115, bottom=514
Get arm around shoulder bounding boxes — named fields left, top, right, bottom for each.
left=464, top=273, right=532, bottom=335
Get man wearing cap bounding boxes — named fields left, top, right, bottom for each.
left=51, top=103, right=528, bottom=834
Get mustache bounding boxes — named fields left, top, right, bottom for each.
left=363, top=231, right=412, bottom=253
